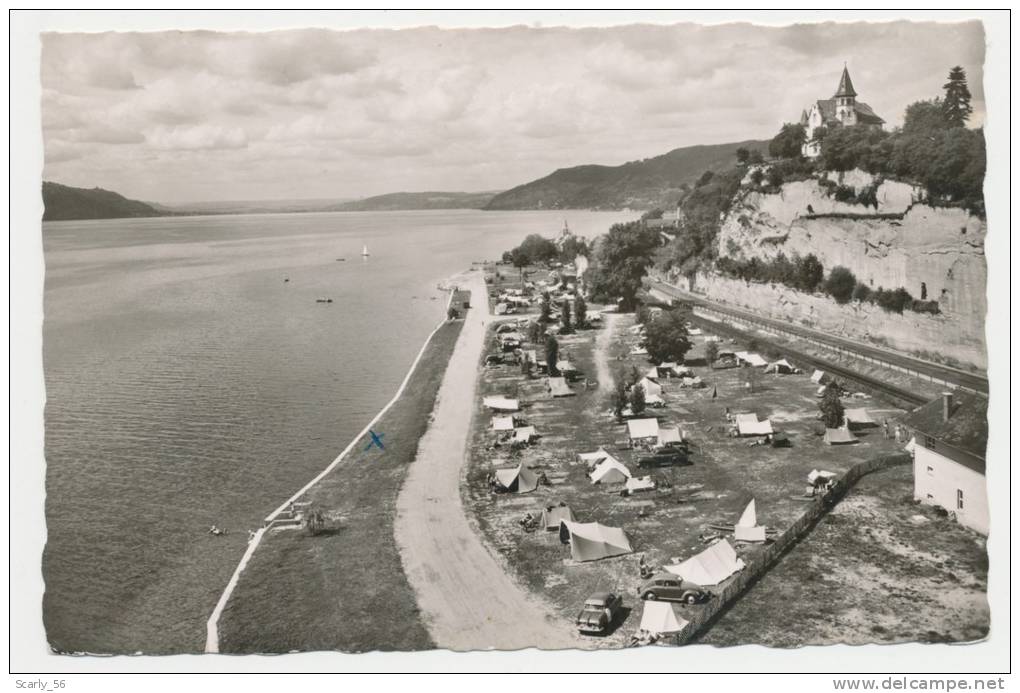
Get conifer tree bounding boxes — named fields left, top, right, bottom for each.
left=941, top=66, right=973, bottom=128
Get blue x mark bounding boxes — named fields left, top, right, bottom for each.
left=365, top=430, right=385, bottom=451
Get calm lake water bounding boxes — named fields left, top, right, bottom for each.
left=41, top=209, right=634, bottom=653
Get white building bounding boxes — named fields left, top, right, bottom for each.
left=903, top=392, right=988, bottom=535
left=800, top=65, right=885, bottom=158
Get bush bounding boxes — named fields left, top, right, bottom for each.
left=447, top=307, right=460, bottom=320
left=769, top=123, right=807, bottom=159
left=873, top=287, right=914, bottom=314
left=749, top=169, right=764, bottom=186
left=819, top=382, right=845, bottom=428
left=766, top=167, right=784, bottom=188
left=911, top=299, right=941, bottom=315
left=794, top=254, right=825, bottom=293
left=824, top=266, right=857, bottom=304
left=852, top=282, right=872, bottom=302
left=642, top=308, right=693, bottom=364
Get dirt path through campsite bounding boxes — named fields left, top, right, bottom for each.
left=394, top=271, right=582, bottom=650
left=594, top=312, right=622, bottom=394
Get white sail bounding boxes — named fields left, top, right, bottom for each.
left=362, top=244, right=369, bottom=256
left=736, top=499, right=757, bottom=528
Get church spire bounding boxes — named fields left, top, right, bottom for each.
left=834, top=64, right=857, bottom=98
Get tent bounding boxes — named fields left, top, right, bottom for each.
left=556, top=360, right=578, bottom=375
left=483, top=396, right=519, bottom=412
left=638, top=601, right=689, bottom=638
left=688, top=328, right=703, bottom=336
left=645, top=393, right=665, bottom=407
left=844, top=408, right=878, bottom=429
left=736, top=499, right=757, bottom=528
left=513, top=426, right=538, bottom=444
left=765, top=359, right=795, bottom=374
left=628, top=324, right=645, bottom=335
left=625, top=475, right=656, bottom=494
left=680, top=376, right=704, bottom=389
left=589, top=456, right=632, bottom=485
left=578, top=447, right=612, bottom=465
left=811, top=369, right=828, bottom=384
left=904, top=437, right=917, bottom=454
left=735, top=414, right=774, bottom=436
left=734, top=499, right=766, bottom=542
left=491, top=416, right=516, bottom=432
left=735, top=351, right=768, bottom=367
left=628, top=418, right=660, bottom=443
left=657, top=426, right=683, bottom=447
left=637, top=377, right=662, bottom=397
left=645, top=366, right=661, bottom=380
left=541, top=505, right=574, bottom=531
left=585, top=311, right=603, bottom=323
left=807, top=469, right=837, bottom=485
left=824, top=427, right=859, bottom=445
left=548, top=377, right=575, bottom=397
left=664, top=539, right=745, bottom=586
left=630, top=346, right=649, bottom=356
left=493, top=463, right=540, bottom=493
left=559, top=520, right=633, bottom=562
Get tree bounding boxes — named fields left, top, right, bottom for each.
left=736, top=147, right=750, bottom=164
left=642, top=308, right=693, bottom=364
left=520, top=352, right=533, bottom=378
left=769, top=123, right=806, bottom=159
left=509, top=246, right=529, bottom=281
left=586, top=222, right=661, bottom=310
left=852, top=282, right=872, bottom=303
left=518, top=234, right=559, bottom=265
left=749, top=168, right=764, bottom=186
left=696, top=170, right=715, bottom=187
left=559, top=235, right=588, bottom=263
left=766, top=166, right=784, bottom=188
left=574, top=294, right=588, bottom=329
left=794, top=254, right=825, bottom=293
left=629, top=382, right=646, bottom=415
left=748, top=150, right=764, bottom=164
left=545, top=334, right=560, bottom=377
left=538, top=292, right=552, bottom=324
left=612, top=379, right=628, bottom=419
left=824, top=266, right=857, bottom=304
left=704, top=340, right=719, bottom=366
left=819, top=382, right=845, bottom=428
left=527, top=320, right=544, bottom=344
left=942, top=66, right=973, bottom=128
left=903, top=99, right=948, bottom=136
left=559, top=298, right=572, bottom=333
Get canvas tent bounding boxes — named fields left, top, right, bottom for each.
left=735, top=351, right=768, bottom=367
left=628, top=418, right=660, bottom=444
left=585, top=311, right=603, bottom=323
left=734, top=499, right=767, bottom=542
left=904, top=437, right=917, bottom=454
left=807, top=469, right=838, bottom=485
left=513, top=426, right=538, bottom=444
left=811, top=369, right=828, bottom=384
left=541, top=505, right=574, bottom=531
left=664, top=539, right=745, bottom=586
left=630, top=346, right=649, bottom=356
left=624, top=475, right=656, bottom=494
left=491, top=416, right=516, bottom=432
left=638, top=601, right=689, bottom=638
left=483, top=396, right=519, bottom=412
left=844, top=408, right=878, bottom=429
left=556, top=360, right=578, bottom=375
left=765, top=359, right=795, bottom=374
left=548, top=377, right=575, bottom=398
left=636, top=377, right=662, bottom=397
left=735, top=414, right=774, bottom=437
left=578, top=447, right=613, bottom=466
left=589, top=456, right=632, bottom=485
left=824, top=427, right=859, bottom=445
left=493, top=463, right=540, bottom=493
left=657, top=426, right=683, bottom=448
left=559, top=520, right=633, bottom=562
left=645, top=393, right=665, bottom=407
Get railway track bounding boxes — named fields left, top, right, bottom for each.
left=647, top=279, right=988, bottom=398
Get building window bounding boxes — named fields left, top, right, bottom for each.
left=926, top=466, right=934, bottom=476
left=924, top=435, right=936, bottom=449
left=957, top=489, right=964, bottom=510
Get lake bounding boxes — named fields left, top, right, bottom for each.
left=41, top=208, right=635, bottom=653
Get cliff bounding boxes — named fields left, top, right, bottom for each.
left=700, top=169, right=987, bottom=369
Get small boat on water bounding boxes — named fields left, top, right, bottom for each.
left=336, top=258, right=346, bottom=262
left=316, top=298, right=333, bottom=303
left=361, top=244, right=370, bottom=257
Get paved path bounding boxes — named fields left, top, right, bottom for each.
left=394, top=272, right=582, bottom=650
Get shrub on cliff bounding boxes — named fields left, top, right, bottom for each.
left=872, top=287, right=914, bottom=314
left=769, top=123, right=806, bottom=159
left=852, top=282, right=872, bottom=303
left=794, top=254, right=825, bottom=293
left=824, top=266, right=858, bottom=304
left=642, top=308, right=693, bottom=364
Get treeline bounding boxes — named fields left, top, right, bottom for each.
left=716, top=254, right=939, bottom=315
left=501, top=233, right=588, bottom=268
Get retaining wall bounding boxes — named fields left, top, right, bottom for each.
left=678, top=452, right=912, bottom=645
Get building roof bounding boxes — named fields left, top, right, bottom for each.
left=834, top=65, right=857, bottom=98
left=900, top=392, right=988, bottom=462
left=813, top=99, right=885, bottom=127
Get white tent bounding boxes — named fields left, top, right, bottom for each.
left=541, top=505, right=574, bottom=531
left=628, top=418, right=660, bottom=442
left=736, top=499, right=757, bottom=528
left=645, top=366, right=661, bottom=380
left=589, top=457, right=632, bottom=485
left=735, top=351, right=768, bottom=367
left=807, top=469, right=838, bottom=485
left=628, top=324, right=645, bottom=335
left=811, top=369, right=828, bottom=384
left=556, top=360, right=578, bottom=374
left=664, top=539, right=745, bottom=586
left=824, top=427, right=859, bottom=445
left=630, top=346, right=649, bottom=356
left=657, top=426, right=683, bottom=447
left=578, top=447, right=612, bottom=465
left=493, top=464, right=540, bottom=493
left=845, top=408, right=878, bottom=428
left=513, top=426, right=538, bottom=444
left=624, top=475, right=656, bottom=494
left=638, top=601, right=689, bottom=637
left=734, top=499, right=766, bottom=542
left=491, top=416, right=516, bottom=432
left=548, top=377, right=575, bottom=397
left=904, top=437, right=917, bottom=454
left=645, top=393, right=665, bottom=407
left=688, top=328, right=703, bottom=336
left=483, top=396, right=519, bottom=412
left=585, top=311, right=603, bottom=323
left=559, top=520, right=633, bottom=562
left=765, top=359, right=795, bottom=374
left=636, top=377, right=662, bottom=397
left=735, top=414, right=774, bottom=436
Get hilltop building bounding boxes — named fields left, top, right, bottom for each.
left=902, top=391, right=988, bottom=535
left=800, top=66, right=885, bottom=158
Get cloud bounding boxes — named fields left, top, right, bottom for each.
left=148, top=125, right=248, bottom=151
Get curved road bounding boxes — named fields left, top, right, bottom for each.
left=394, top=272, right=582, bottom=651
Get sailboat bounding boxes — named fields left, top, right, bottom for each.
left=361, top=244, right=370, bottom=257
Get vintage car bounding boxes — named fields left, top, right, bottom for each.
left=637, top=573, right=710, bottom=604
left=637, top=447, right=690, bottom=468
left=575, top=591, right=624, bottom=634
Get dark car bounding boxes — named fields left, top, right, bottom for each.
left=575, top=591, right=624, bottom=634
left=637, top=447, right=690, bottom=468
left=637, top=573, right=710, bottom=604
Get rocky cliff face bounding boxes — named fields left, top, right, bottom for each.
left=704, top=169, right=987, bottom=369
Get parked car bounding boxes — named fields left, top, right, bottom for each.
left=575, top=592, right=624, bottom=634
left=637, top=573, right=710, bottom=604
left=637, top=448, right=690, bottom=468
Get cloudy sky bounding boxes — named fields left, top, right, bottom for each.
left=41, top=20, right=985, bottom=204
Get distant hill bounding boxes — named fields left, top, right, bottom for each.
left=484, top=139, right=770, bottom=211
left=324, top=191, right=498, bottom=212
left=42, top=182, right=167, bottom=221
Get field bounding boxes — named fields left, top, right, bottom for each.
left=217, top=318, right=463, bottom=653
left=699, top=464, right=989, bottom=646
left=463, top=284, right=955, bottom=647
